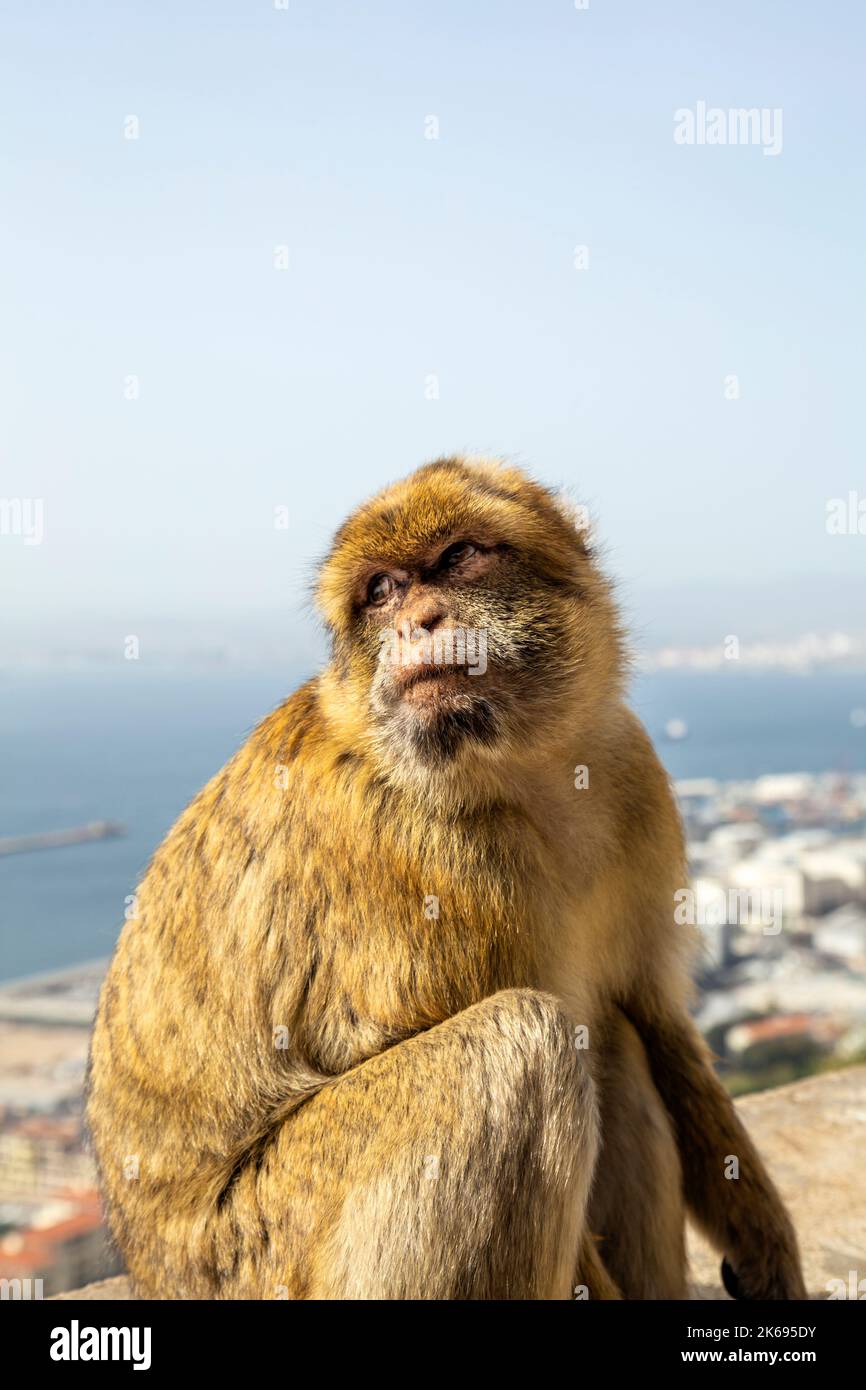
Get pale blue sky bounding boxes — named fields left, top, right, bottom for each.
left=2, top=1, right=864, bottom=656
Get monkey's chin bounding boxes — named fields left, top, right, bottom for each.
left=383, top=684, right=502, bottom=764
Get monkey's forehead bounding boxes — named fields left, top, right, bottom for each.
left=316, top=456, right=586, bottom=629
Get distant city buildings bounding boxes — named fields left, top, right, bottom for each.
left=0, top=966, right=121, bottom=1298
left=0, top=1191, right=120, bottom=1295
left=679, top=770, right=866, bottom=1091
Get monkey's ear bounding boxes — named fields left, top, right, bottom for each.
left=721, top=1257, right=751, bottom=1300
left=553, top=492, right=594, bottom=551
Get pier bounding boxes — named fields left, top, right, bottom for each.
left=0, top=822, right=126, bottom=857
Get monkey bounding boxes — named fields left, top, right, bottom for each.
left=86, top=454, right=806, bottom=1300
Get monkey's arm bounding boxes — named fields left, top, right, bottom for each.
left=623, top=998, right=806, bottom=1300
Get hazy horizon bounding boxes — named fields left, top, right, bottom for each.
left=4, top=567, right=866, bottom=674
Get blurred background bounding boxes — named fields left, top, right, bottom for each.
left=1, top=0, right=865, bottom=1294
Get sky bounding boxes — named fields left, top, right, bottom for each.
left=1, top=0, right=864, bottom=662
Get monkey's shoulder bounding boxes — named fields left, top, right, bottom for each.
left=587, top=703, right=684, bottom=852
left=150, top=677, right=332, bottom=850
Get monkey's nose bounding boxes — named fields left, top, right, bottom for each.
left=400, top=598, right=448, bottom=633
left=389, top=609, right=454, bottom=672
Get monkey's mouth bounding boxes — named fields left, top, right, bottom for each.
left=393, top=665, right=486, bottom=709
left=397, top=664, right=469, bottom=691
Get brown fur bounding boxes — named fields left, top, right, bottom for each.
left=86, top=454, right=805, bottom=1300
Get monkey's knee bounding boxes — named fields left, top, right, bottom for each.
left=474, top=987, right=590, bottom=1079
left=310, top=991, right=597, bottom=1299
left=468, top=988, right=599, bottom=1169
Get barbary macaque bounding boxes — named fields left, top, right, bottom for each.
left=87, top=455, right=806, bottom=1300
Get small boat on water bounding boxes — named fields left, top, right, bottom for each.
left=0, top=821, right=126, bottom=857
left=663, top=717, right=689, bottom=742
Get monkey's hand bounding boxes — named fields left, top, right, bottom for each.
left=720, top=1241, right=807, bottom=1301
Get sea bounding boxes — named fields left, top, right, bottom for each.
left=2, top=666, right=866, bottom=983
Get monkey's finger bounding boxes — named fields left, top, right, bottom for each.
left=721, top=1257, right=751, bottom=1300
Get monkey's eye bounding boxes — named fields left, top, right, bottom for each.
left=438, top=541, right=479, bottom=570
left=366, top=573, right=398, bottom=606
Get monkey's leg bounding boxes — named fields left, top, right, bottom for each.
left=576, top=1234, right=623, bottom=1300
left=627, top=1007, right=806, bottom=1300
left=588, top=1011, right=687, bottom=1299
left=250, top=989, right=598, bottom=1300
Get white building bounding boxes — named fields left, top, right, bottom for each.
left=813, top=904, right=866, bottom=963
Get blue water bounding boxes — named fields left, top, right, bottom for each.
left=1, top=667, right=866, bottom=982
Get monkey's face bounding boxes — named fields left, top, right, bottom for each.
left=318, top=457, right=623, bottom=775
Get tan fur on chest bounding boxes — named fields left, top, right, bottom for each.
left=268, top=778, right=546, bottom=1072
left=259, top=751, right=630, bottom=1073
